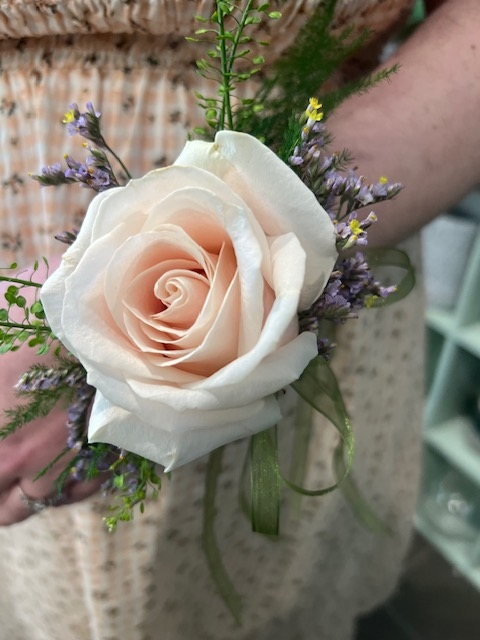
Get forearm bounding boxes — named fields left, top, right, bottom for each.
left=327, top=0, right=480, bottom=247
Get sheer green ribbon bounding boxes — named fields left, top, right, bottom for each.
left=203, top=446, right=243, bottom=624
left=364, top=247, right=416, bottom=307
left=203, top=247, right=414, bottom=620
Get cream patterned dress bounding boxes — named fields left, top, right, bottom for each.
left=0, top=2, right=422, bottom=639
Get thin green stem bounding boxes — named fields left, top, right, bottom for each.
left=103, top=143, right=132, bottom=180
left=226, top=0, right=254, bottom=77
left=217, top=3, right=233, bottom=130
left=0, top=321, right=50, bottom=332
left=0, top=276, right=42, bottom=288
left=203, top=446, right=243, bottom=623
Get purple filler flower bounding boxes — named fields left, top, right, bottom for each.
left=63, top=102, right=106, bottom=147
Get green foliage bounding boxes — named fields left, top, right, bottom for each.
left=237, top=0, right=397, bottom=152
left=0, top=357, right=84, bottom=441
left=321, top=65, right=400, bottom=115
left=0, top=260, right=56, bottom=354
left=191, top=1, right=281, bottom=134
left=103, top=454, right=162, bottom=531
left=191, top=0, right=398, bottom=165
left=0, top=385, right=75, bottom=439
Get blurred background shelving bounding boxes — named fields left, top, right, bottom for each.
left=416, top=191, right=480, bottom=593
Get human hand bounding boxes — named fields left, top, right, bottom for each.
left=0, top=343, right=105, bottom=525
left=0, top=254, right=104, bottom=525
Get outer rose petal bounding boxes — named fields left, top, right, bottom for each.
left=88, top=390, right=282, bottom=471
left=175, top=131, right=337, bottom=309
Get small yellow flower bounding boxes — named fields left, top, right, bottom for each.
left=379, top=176, right=388, bottom=184
left=349, top=219, right=362, bottom=236
left=62, top=109, right=76, bottom=125
left=364, top=294, right=379, bottom=308
left=306, top=97, right=323, bottom=122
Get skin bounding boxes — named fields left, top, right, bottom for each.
left=327, top=0, right=480, bottom=248
left=0, top=0, right=478, bottom=525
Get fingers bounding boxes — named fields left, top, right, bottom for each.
left=0, top=404, right=72, bottom=494
left=0, top=404, right=106, bottom=525
left=0, top=318, right=105, bottom=526
left=0, top=473, right=107, bottom=526
left=61, top=475, right=106, bottom=504
left=0, top=484, right=52, bottom=526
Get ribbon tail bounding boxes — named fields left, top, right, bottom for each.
left=364, top=247, right=416, bottom=306
left=249, top=428, right=281, bottom=535
left=203, top=446, right=243, bottom=624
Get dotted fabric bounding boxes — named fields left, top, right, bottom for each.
left=0, top=2, right=421, bottom=639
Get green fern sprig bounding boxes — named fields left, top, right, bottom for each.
left=0, top=386, right=76, bottom=439
left=238, top=0, right=398, bottom=151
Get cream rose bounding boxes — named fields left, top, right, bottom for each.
left=41, top=131, right=337, bottom=470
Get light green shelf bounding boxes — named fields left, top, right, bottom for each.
left=424, top=416, right=480, bottom=487
left=457, top=323, right=480, bottom=359
left=426, top=315, right=480, bottom=358
left=426, top=307, right=456, bottom=336
left=418, top=196, right=480, bottom=591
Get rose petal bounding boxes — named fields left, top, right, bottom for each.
left=88, top=390, right=282, bottom=471
left=175, top=131, right=337, bottom=309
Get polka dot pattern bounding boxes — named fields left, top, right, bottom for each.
left=0, top=2, right=420, bottom=638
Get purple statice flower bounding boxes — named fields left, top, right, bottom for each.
left=30, top=162, right=75, bottom=187
left=64, top=149, right=118, bottom=192
left=300, top=271, right=355, bottom=327
left=15, top=362, right=86, bottom=393
left=299, top=252, right=397, bottom=353
left=336, top=173, right=403, bottom=213
left=335, top=212, right=377, bottom=250
left=317, top=337, right=336, bottom=361
left=340, top=252, right=397, bottom=311
left=371, top=178, right=403, bottom=200
left=65, top=380, right=96, bottom=453
left=64, top=155, right=88, bottom=181
left=289, top=99, right=329, bottom=167
left=55, top=229, right=79, bottom=246
left=63, top=102, right=106, bottom=148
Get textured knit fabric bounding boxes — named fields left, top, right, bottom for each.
left=0, top=2, right=422, bottom=639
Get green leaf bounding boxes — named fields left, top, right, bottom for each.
left=113, top=474, right=125, bottom=489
